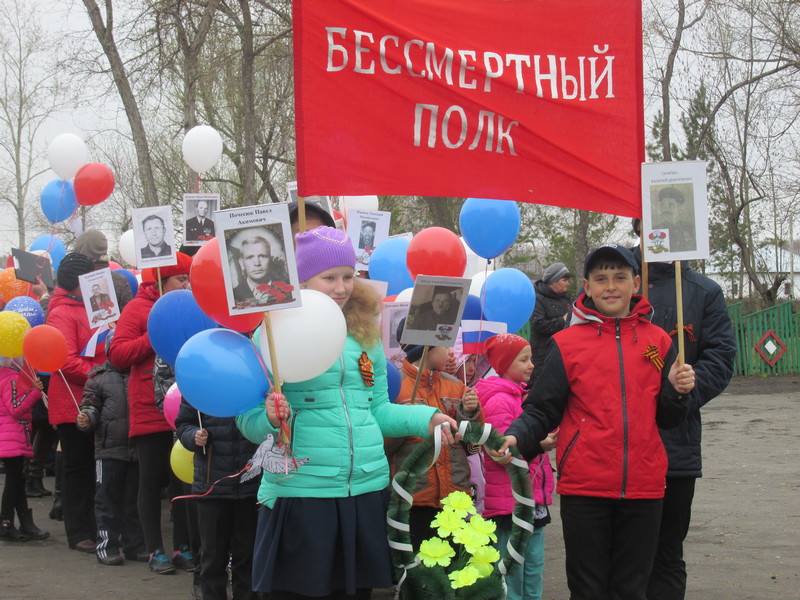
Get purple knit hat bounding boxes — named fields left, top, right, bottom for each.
left=295, top=226, right=356, bottom=282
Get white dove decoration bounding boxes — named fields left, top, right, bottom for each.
left=241, top=434, right=310, bottom=481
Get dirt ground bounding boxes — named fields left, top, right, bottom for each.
left=1, top=374, right=797, bottom=600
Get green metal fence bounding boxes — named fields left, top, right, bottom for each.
left=727, top=302, right=800, bottom=375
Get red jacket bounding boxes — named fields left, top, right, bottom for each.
left=108, top=282, right=169, bottom=437
left=506, top=294, right=688, bottom=500
left=46, top=288, right=108, bottom=425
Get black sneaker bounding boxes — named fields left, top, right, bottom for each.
left=97, top=553, right=124, bottom=566
left=125, top=550, right=150, bottom=562
left=172, top=546, right=196, bottom=572
left=149, top=549, right=176, bottom=574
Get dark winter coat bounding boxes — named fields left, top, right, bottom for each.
left=638, top=258, right=737, bottom=477
left=528, top=280, right=571, bottom=380
left=175, top=400, right=260, bottom=499
left=78, top=361, right=137, bottom=461
left=506, top=294, right=689, bottom=500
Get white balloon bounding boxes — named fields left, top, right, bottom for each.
left=341, top=195, right=379, bottom=214
left=460, top=237, right=488, bottom=279
left=118, top=230, right=137, bottom=267
left=182, top=125, right=223, bottom=173
left=395, top=287, right=414, bottom=303
left=469, top=271, right=490, bottom=297
left=260, top=289, right=347, bottom=383
left=47, top=134, right=88, bottom=180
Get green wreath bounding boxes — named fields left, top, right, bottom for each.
left=387, top=421, right=535, bottom=600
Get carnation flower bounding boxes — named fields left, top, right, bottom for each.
left=448, top=565, right=481, bottom=589
left=430, top=508, right=466, bottom=539
left=417, top=537, right=455, bottom=568
left=440, top=490, right=473, bottom=518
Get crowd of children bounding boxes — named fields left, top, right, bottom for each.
left=2, top=226, right=697, bottom=600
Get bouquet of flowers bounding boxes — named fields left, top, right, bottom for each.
left=388, top=422, right=534, bottom=600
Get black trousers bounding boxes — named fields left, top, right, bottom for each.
left=646, top=477, right=696, bottom=600
left=95, top=458, right=145, bottom=558
left=1, top=456, right=27, bottom=519
left=25, top=418, right=56, bottom=479
left=57, top=423, right=96, bottom=546
left=196, top=498, right=258, bottom=600
left=560, top=494, right=663, bottom=600
left=135, top=431, right=195, bottom=554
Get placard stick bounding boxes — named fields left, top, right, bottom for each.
left=262, top=312, right=289, bottom=445
left=198, top=412, right=206, bottom=455
left=297, top=196, right=307, bottom=233
left=640, top=235, right=649, bottom=300
left=675, top=260, right=685, bottom=365
left=409, top=346, right=429, bottom=403
left=157, top=266, right=163, bottom=296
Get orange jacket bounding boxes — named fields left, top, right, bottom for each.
left=386, top=360, right=483, bottom=508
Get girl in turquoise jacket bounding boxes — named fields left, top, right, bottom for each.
left=237, top=226, right=456, bottom=600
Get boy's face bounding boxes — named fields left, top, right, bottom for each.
left=582, top=267, right=640, bottom=319
left=425, top=346, right=451, bottom=371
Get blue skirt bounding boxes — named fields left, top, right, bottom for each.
left=252, top=491, right=393, bottom=596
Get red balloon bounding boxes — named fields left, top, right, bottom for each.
left=108, top=261, right=122, bottom=270
left=190, top=238, right=262, bottom=333
left=74, top=162, right=115, bottom=206
left=23, top=325, right=68, bottom=373
left=406, top=227, right=467, bottom=279
left=0, top=268, right=30, bottom=302
left=383, top=294, right=398, bottom=303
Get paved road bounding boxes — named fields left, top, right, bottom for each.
left=1, top=375, right=798, bottom=599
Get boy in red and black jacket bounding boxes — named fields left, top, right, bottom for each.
left=498, top=244, right=696, bottom=600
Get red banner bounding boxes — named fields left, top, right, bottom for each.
left=294, top=0, right=644, bottom=218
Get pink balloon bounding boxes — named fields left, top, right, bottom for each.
left=164, top=383, right=182, bottom=429
left=109, top=261, right=122, bottom=270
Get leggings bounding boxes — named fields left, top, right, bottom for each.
left=1, top=455, right=27, bottom=520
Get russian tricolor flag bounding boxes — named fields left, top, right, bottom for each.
left=80, top=324, right=111, bottom=358
left=460, top=320, right=507, bottom=354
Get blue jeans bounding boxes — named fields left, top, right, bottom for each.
left=495, top=520, right=545, bottom=600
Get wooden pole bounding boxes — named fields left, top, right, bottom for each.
left=640, top=233, right=649, bottom=300
left=298, top=196, right=307, bottom=233
left=157, top=266, right=163, bottom=296
left=409, top=346, right=429, bottom=404
left=262, top=312, right=289, bottom=445
left=675, top=260, right=685, bottom=365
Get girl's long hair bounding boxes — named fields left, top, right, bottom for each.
left=342, top=279, right=381, bottom=347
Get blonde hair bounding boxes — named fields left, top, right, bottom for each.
left=342, top=279, right=381, bottom=347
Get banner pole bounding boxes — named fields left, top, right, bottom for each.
left=298, top=196, right=307, bottom=233
left=262, top=312, right=289, bottom=445
left=409, top=346, right=429, bottom=403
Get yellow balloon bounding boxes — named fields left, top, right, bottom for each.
left=0, top=311, right=31, bottom=357
left=170, top=440, right=195, bottom=484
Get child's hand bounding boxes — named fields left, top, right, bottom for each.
left=428, top=412, right=459, bottom=445
left=489, top=435, right=517, bottom=464
left=194, top=428, right=208, bottom=447
left=32, top=377, right=44, bottom=391
left=266, top=392, right=290, bottom=429
left=444, top=350, right=458, bottom=375
left=461, top=388, right=479, bottom=413
left=540, top=430, right=558, bottom=452
left=668, top=360, right=696, bottom=395
left=76, top=412, right=90, bottom=429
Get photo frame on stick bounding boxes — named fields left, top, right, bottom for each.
left=400, top=275, right=471, bottom=347
left=132, top=206, right=177, bottom=268
left=79, top=268, right=120, bottom=328
left=183, top=193, right=219, bottom=246
left=215, top=203, right=301, bottom=316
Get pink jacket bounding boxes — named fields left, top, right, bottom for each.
left=0, top=367, right=43, bottom=458
left=475, top=376, right=554, bottom=518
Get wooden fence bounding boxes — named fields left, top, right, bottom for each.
left=727, top=302, right=800, bottom=376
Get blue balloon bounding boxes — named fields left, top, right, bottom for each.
left=175, top=329, right=268, bottom=417
left=4, top=296, right=45, bottom=327
left=459, top=198, right=521, bottom=259
left=40, top=180, right=78, bottom=224
left=481, top=268, right=536, bottom=334
left=115, top=268, right=138, bottom=297
left=462, top=294, right=484, bottom=321
left=386, top=359, right=401, bottom=403
left=29, top=235, right=66, bottom=273
left=368, top=238, right=415, bottom=296
left=148, top=289, right=217, bottom=366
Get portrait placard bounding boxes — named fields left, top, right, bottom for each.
left=381, top=301, right=410, bottom=368
left=79, top=268, right=120, bottom=328
left=215, top=203, right=301, bottom=316
left=132, top=206, right=177, bottom=268
left=641, top=161, right=709, bottom=262
left=345, top=209, right=391, bottom=273
left=399, top=275, right=471, bottom=347
left=183, top=193, right=219, bottom=246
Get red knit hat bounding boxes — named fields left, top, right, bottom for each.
left=483, top=334, right=530, bottom=375
left=141, top=252, right=193, bottom=283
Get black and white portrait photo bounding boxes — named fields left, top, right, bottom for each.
left=400, top=275, right=471, bottom=347
left=183, top=193, right=219, bottom=245
left=132, top=206, right=177, bottom=268
left=215, top=203, right=301, bottom=316
left=78, top=268, right=120, bottom=328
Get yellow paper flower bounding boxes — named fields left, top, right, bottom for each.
left=467, top=514, right=498, bottom=544
left=468, top=546, right=501, bottom=577
left=440, top=490, right=474, bottom=518
left=448, top=565, right=481, bottom=589
left=417, top=537, right=456, bottom=567
left=452, top=525, right=489, bottom=554
left=431, top=508, right=466, bottom=538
